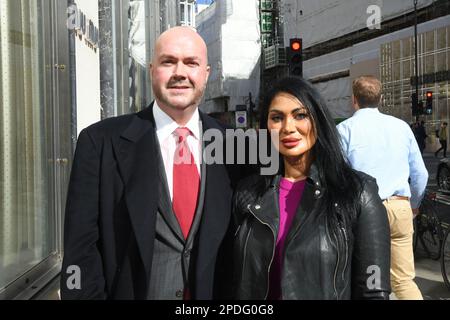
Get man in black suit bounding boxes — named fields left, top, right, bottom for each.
left=60, top=26, right=240, bottom=299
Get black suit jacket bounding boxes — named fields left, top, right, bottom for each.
left=60, top=104, right=242, bottom=299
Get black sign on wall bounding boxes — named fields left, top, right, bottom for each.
left=410, top=70, right=450, bottom=86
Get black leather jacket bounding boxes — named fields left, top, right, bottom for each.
left=230, top=166, right=391, bottom=300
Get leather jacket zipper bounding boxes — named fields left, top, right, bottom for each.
left=332, top=228, right=340, bottom=300
left=340, top=225, right=348, bottom=281
left=333, top=220, right=349, bottom=299
left=247, top=204, right=276, bottom=300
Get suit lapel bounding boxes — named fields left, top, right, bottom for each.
left=195, top=114, right=233, bottom=287
left=114, top=105, right=158, bottom=280
left=154, top=142, right=185, bottom=242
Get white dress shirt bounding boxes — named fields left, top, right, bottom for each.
left=153, top=101, right=202, bottom=201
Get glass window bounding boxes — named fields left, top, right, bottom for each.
left=392, top=40, right=401, bottom=61
left=402, top=60, right=411, bottom=79
left=261, top=0, right=273, bottom=10
left=447, top=49, right=450, bottom=71
left=180, top=3, right=186, bottom=24
left=426, top=30, right=435, bottom=52
left=128, top=0, right=149, bottom=114
left=393, top=61, right=400, bottom=79
left=402, top=38, right=411, bottom=58
left=438, top=91, right=448, bottom=122
left=188, top=3, right=193, bottom=26
left=437, top=52, right=446, bottom=71
left=447, top=26, right=450, bottom=49
left=437, top=27, right=446, bottom=50
left=0, top=0, right=56, bottom=290
left=425, top=54, right=435, bottom=74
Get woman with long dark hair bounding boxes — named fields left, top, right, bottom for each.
left=230, top=77, right=391, bottom=299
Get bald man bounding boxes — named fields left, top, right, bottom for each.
left=61, top=27, right=242, bottom=299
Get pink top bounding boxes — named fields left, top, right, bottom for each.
left=268, top=177, right=306, bottom=300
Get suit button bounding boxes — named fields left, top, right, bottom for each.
left=183, top=250, right=190, bottom=258
left=176, top=290, right=183, bottom=298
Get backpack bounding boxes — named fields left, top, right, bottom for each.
left=436, top=129, right=440, bottom=138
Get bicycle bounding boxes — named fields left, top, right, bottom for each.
left=441, top=223, right=450, bottom=290
left=413, top=191, right=445, bottom=260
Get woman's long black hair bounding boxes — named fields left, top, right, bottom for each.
left=259, top=76, right=362, bottom=234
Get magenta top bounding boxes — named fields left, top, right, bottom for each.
left=268, top=177, right=306, bottom=300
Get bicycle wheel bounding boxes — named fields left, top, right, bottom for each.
left=418, top=199, right=443, bottom=260
left=441, top=227, right=450, bottom=290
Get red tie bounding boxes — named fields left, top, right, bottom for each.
left=173, top=127, right=200, bottom=239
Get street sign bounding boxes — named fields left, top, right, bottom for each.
left=235, top=111, right=247, bottom=128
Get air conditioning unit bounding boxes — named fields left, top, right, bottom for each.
left=263, top=45, right=286, bottom=70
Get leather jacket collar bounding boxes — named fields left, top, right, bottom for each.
left=247, top=163, right=324, bottom=243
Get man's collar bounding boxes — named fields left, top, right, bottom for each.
left=353, top=107, right=380, bottom=116
left=153, top=101, right=201, bottom=141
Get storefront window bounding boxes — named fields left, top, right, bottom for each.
left=0, top=0, right=56, bottom=291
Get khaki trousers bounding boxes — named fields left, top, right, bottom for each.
left=383, top=199, right=423, bottom=300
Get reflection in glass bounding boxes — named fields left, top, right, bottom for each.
left=381, top=29, right=450, bottom=125
left=437, top=52, right=446, bottom=72
left=0, top=0, right=54, bottom=290
left=392, top=40, right=401, bottom=61
left=402, top=38, right=411, bottom=58
left=129, top=0, right=148, bottom=112
left=437, top=27, right=446, bottom=50
left=425, top=54, right=435, bottom=74
left=402, top=60, right=411, bottom=79
left=426, top=31, right=434, bottom=52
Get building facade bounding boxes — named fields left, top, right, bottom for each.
left=196, top=0, right=261, bottom=126
left=279, top=0, right=450, bottom=145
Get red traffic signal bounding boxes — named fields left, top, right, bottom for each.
left=426, top=91, right=433, bottom=98
left=290, top=39, right=301, bottom=51
left=288, top=38, right=303, bottom=76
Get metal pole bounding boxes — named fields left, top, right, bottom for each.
left=249, top=92, right=254, bottom=128
left=414, top=0, right=419, bottom=122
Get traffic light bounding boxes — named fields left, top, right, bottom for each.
left=288, top=38, right=303, bottom=76
left=425, top=91, right=433, bottom=115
